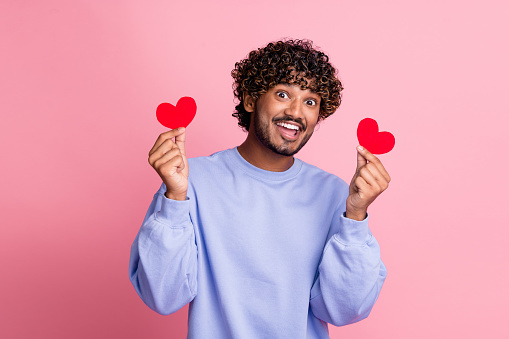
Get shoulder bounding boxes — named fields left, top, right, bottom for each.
left=298, top=159, right=349, bottom=191
left=187, top=148, right=236, bottom=180
left=188, top=148, right=231, bottom=168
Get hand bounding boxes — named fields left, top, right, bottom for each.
left=346, top=146, right=391, bottom=221
left=148, top=128, right=189, bottom=201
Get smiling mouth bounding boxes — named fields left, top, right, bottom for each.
left=275, top=121, right=301, bottom=140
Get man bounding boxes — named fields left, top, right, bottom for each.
left=129, top=39, right=390, bottom=338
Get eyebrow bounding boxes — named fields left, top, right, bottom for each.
left=277, top=82, right=320, bottom=98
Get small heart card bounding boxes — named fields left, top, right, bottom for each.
left=156, top=97, right=197, bottom=129
left=357, top=118, right=395, bottom=154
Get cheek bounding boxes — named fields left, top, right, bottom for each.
left=258, top=106, right=281, bottom=123
left=306, top=110, right=320, bottom=127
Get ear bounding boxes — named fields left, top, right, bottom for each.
left=243, top=92, right=255, bottom=113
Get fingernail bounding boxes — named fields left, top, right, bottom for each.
left=357, top=145, right=364, bottom=151
left=178, top=127, right=185, bottom=131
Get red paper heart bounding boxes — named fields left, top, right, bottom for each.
left=357, top=118, right=395, bottom=154
left=156, top=97, right=197, bottom=129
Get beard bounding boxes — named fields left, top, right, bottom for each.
left=252, top=110, right=314, bottom=157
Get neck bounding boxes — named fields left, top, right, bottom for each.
left=237, top=133, right=294, bottom=172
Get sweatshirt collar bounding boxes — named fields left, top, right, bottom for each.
left=227, top=147, right=303, bottom=182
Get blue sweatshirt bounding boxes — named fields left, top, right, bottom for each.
left=129, top=147, right=387, bottom=339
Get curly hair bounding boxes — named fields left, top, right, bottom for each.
left=231, top=39, right=343, bottom=131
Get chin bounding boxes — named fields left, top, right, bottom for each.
left=268, top=134, right=312, bottom=157
left=270, top=146, right=299, bottom=157
left=252, top=113, right=313, bottom=157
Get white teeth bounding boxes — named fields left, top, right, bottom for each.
left=276, top=122, right=300, bottom=131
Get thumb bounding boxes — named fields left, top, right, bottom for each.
left=356, top=145, right=368, bottom=170
left=174, top=127, right=186, bottom=156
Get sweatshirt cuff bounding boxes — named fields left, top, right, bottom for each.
left=155, top=195, right=191, bottom=227
left=335, top=212, right=371, bottom=245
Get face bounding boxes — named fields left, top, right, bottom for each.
left=246, top=83, right=321, bottom=156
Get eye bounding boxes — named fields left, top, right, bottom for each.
left=305, top=99, right=318, bottom=106
left=276, top=91, right=289, bottom=99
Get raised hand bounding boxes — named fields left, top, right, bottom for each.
left=148, top=128, right=188, bottom=201
left=346, top=146, right=391, bottom=221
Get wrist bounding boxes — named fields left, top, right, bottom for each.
left=165, top=191, right=187, bottom=201
left=345, top=207, right=367, bottom=221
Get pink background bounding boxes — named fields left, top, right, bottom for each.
left=1, top=0, right=508, bottom=338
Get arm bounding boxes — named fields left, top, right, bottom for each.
left=129, top=185, right=197, bottom=315
left=310, top=211, right=386, bottom=326
left=310, top=146, right=390, bottom=326
left=129, top=128, right=198, bottom=315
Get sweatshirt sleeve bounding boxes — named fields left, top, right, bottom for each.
left=129, top=184, right=198, bottom=315
left=309, top=208, right=387, bottom=327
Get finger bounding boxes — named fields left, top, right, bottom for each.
left=161, top=146, right=185, bottom=173
left=357, top=146, right=391, bottom=183
left=149, top=128, right=186, bottom=156
left=356, top=146, right=368, bottom=171
left=354, top=175, right=369, bottom=194
left=159, top=155, right=185, bottom=176
left=359, top=166, right=382, bottom=191
left=174, top=128, right=186, bottom=157
left=149, top=139, right=178, bottom=166
left=364, top=163, right=390, bottom=189
left=152, top=147, right=181, bottom=170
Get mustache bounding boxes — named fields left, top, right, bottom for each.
left=272, top=116, right=307, bottom=132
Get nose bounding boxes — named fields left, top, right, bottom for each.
left=285, top=99, right=304, bottom=118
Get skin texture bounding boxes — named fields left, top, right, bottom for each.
left=237, top=83, right=321, bottom=171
